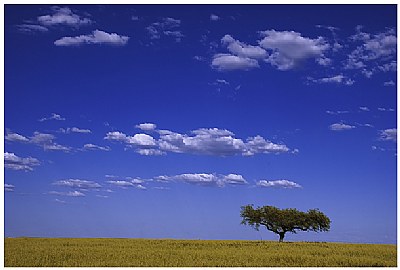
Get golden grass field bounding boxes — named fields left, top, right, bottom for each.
left=4, top=238, right=397, bottom=267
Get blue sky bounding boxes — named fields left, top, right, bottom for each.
left=4, top=4, right=397, bottom=244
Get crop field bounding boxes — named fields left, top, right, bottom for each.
left=4, top=238, right=397, bottom=267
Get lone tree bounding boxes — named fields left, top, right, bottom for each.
left=240, top=205, right=330, bottom=242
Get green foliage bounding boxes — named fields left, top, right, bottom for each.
left=240, top=205, right=330, bottom=241
left=4, top=238, right=396, bottom=267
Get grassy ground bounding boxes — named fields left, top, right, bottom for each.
left=4, top=238, right=397, bottom=267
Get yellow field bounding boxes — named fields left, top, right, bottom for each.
left=4, top=238, right=397, bottom=267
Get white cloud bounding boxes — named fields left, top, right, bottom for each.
left=4, top=152, right=40, bottom=171
left=378, top=107, right=395, bottom=112
left=131, top=15, right=139, bottom=21
left=326, top=110, right=349, bottom=115
left=212, top=54, right=259, bottom=71
left=17, top=24, right=48, bottom=33
left=5, top=131, right=29, bottom=142
left=329, top=123, right=356, bottom=131
left=54, top=30, right=129, bottom=46
left=60, top=127, right=91, bottom=134
left=379, top=128, right=397, bottom=142
left=49, top=190, right=85, bottom=197
left=107, top=180, right=147, bottom=190
left=136, top=123, right=157, bottom=131
left=39, top=113, right=65, bottom=122
left=129, top=133, right=157, bottom=146
left=308, top=75, right=354, bottom=86
left=210, top=14, right=220, bottom=21
left=359, top=106, right=370, bottom=111
left=38, top=6, right=92, bottom=27
left=244, top=135, right=290, bottom=156
left=259, top=30, right=330, bottom=70
left=53, top=179, right=102, bottom=189
left=384, top=80, right=395, bottom=86
left=5, top=184, right=15, bottom=192
left=136, top=149, right=165, bottom=156
left=222, top=174, right=248, bottom=185
left=221, top=34, right=267, bottom=60
left=107, top=180, right=135, bottom=187
left=257, top=179, right=302, bottom=189
left=83, top=144, right=110, bottom=151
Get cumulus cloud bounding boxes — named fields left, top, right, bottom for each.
left=329, top=123, right=356, bottom=131
left=221, top=34, right=267, bottom=60
left=38, top=6, right=92, bottom=27
left=83, top=144, right=110, bottom=151
left=104, top=131, right=129, bottom=143
left=4, top=152, right=40, bottom=171
left=5, top=184, right=15, bottom=192
left=157, top=173, right=248, bottom=187
left=53, top=179, right=102, bottom=189
left=257, top=179, right=302, bottom=189
left=379, top=128, right=397, bottom=142
left=54, top=30, right=129, bottom=46
left=308, top=74, right=354, bottom=86
left=106, top=125, right=291, bottom=157
left=136, top=123, right=157, bottom=131
left=5, top=130, right=29, bottom=142
left=39, top=113, right=65, bottom=122
left=259, top=30, right=330, bottom=70
left=146, top=17, right=183, bottom=42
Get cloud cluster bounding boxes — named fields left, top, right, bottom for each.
left=257, top=179, right=302, bottom=188
left=212, top=30, right=331, bottom=71
left=6, top=130, right=72, bottom=152
left=155, top=173, right=248, bottom=187
left=146, top=17, right=183, bottom=42
left=345, top=26, right=397, bottom=77
left=105, top=125, right=291, bottom=156
left=54, top=30, right=129, bottom=46
left=4, top=152, right=40, bottom=171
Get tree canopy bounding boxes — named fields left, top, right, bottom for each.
left=240, top=205, right=330, bottom=242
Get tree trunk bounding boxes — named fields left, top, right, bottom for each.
left=278, top=232, right=285, bottom=242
